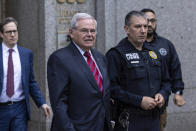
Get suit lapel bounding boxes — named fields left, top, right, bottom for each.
left=70, top=43, right=101, bottom=92
left=17, top=46, right=26, bottom=87
left=0, top=44, right=3, bottom=93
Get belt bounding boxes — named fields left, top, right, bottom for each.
left=125, top=107, right=160, bottom=116
left=129, top=109, right=160, bottom=117
left=0, top=100, right=24, bottom=106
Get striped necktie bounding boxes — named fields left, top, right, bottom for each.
left=84, top=52, right=103, bottom=93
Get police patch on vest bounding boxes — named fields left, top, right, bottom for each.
left=159, top=48, right=167, bottom=56
left=125, top=53, right=139, bottom=60
left=149, top=51, right=157, bottom=59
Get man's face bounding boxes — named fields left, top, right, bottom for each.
left=125, top=16, right=148, bottom=45
left=144, top=12, right=157, bottom=35
left=69, top=18, right=96, bottom=52
left=0, top=22, right=18, bottom=48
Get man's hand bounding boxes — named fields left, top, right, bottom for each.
left=141, top=96, right=157, bottom=110
left=173, top=94, right=185, bottom=107
left=41, top=104, right=51, bottom=119
left=155, top=93, right=165, bottom=108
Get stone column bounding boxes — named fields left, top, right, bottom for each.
left=0, top=0, right=5, bottom=21
left=96, top=0, right=117, bottom=54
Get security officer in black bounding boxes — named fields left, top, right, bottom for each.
left=106, top=11, right=171, bottom=131
left=141, top=8, right=185, bottom=131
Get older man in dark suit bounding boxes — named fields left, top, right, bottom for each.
left=47, top=13, right=111, bottom=131
left=0, top=17, right=51, bottom=131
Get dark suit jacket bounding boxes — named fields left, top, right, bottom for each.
left=0, top=44, right=45, bottom=120
left=47, top=43, right=111, bottom=131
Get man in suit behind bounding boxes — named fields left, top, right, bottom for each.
left=0, top=17, right=51, bottom=131
left=47, top=13, right=111, bottom=131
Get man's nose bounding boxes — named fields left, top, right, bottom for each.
left=86, top=31, right=92, bottom=35
left=141, top=26, right=146, bottom=32
left=10, top=31, right=15, bottom=36
left=149, top=20, right=153, bottom=24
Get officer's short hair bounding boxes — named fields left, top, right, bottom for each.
left=125, top=11, right=147, bottom=26
left=141, top=8, right=156, bottom=15
left=0, top=17, right=18, bottom=33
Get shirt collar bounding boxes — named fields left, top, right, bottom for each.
left=2, top=42, right=18, bottom=53
left=73, top=41, right=92, bottom=56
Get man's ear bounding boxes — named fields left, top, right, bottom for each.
left=69, top=29, right=74, bottom=38
left=124, top=25, right=129, bottom=35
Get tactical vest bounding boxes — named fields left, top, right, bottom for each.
left=113, top=45, right=162, bottom=98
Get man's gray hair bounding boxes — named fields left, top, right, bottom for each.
left=70, top=13, right=97, bottom=29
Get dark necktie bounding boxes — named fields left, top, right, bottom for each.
left=6, top=49, right=14, bottom=97
left=84, top=52, right=103, bottom=93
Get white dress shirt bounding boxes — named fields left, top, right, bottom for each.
left=0, top=43, right=25, bottom=102
left=73, top=42, right=103, bottom=78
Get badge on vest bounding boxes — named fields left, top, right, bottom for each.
left=159, top=48, right=167, bottom=56
left=125, top=53, right=139, bottom=60
left=149, top=51, right=157, bottom=59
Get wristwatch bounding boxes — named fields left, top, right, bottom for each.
left=175, top=90, right=183, bottom=95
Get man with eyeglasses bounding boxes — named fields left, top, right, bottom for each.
left=47, top=13, right=111, bottom=131
left=0, top=17, right=51, bottom=131
left=141, top=8, right=185, bottom=131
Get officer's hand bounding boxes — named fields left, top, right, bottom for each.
left=155, top=93, right=164, bottom=108
left=141, top=96, right=157, bottom=110
left=173, top=94, right=185, bottom=107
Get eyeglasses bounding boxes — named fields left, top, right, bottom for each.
left=147, top=18, right=157, bottom=23
left=4, top=30, right=18, bottom=35
left=78, top=28, right=96, bottom=35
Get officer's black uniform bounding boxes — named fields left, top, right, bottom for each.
left=145, top=33, right=184, bottom=94
left=106, top=37, right=171, bottom=131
